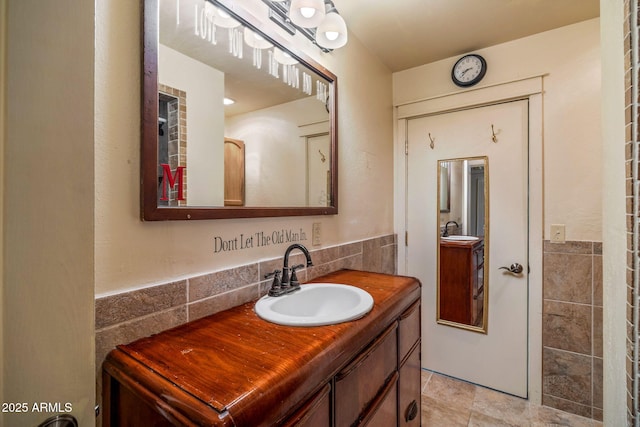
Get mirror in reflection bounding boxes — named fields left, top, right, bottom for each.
left=143, top=0, right=338, bottom=220
left=437, top=157, right=489, bottom=333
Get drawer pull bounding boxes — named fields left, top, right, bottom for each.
left=405, top=400, right=418, bottom=422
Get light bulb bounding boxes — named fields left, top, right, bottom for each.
left=243, top=27, right=273, bottom=49
left=315, top=11, right=348, bottom=49
left=300, top=7, right=316, bottom=18
left=216, top=9, right=230, bottom=19
left=213, top=6, right=240, bottom=28
left=274, top=48, right=298, bottom=65
left=325, top=31, right=339, bottom=41
left=289, top=0, right=325, bottom=28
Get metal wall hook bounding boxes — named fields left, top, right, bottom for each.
left=428, top=133, right=435, bottom=149
left=491, top=124, right=499, bottom=143
left=318, top=149, right=326, bottom=163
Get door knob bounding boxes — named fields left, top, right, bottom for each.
left=499, top=263, right=524, bottom=274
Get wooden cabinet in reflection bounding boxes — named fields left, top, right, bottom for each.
left=439, top=239, right=484, bottom=326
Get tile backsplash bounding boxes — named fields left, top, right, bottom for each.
left=542, top=240, right=603, bottom=421
left=95, top=234, right=397, bottom=377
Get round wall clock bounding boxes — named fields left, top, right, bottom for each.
left=451, top=54, right=487, bottom=87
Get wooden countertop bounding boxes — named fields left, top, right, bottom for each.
left=104, top=269, right=421, bottom=426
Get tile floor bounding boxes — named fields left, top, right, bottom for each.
left=421, top=370, right=604, bottom=426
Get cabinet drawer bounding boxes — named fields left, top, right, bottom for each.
left=398, top=343, right=421, bottom=426
left=360, top=372, right=398, bottom=427
left=282, top=383, right=331, bottom=427
left=398, top=301, right=420, bottom=363
left=335, top=323, right=398, bottom=427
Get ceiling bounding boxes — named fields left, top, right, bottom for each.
left=157, top=0, right=600, bottom=115
left=331, top=0, right=600, bottom=72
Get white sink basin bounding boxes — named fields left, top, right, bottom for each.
left=255, top=283, right=374, bottom=327
left=442, top=235, right=480, bottom=242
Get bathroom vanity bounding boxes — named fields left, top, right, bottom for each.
left=102, top=270, right=421, bottom=426
left=439, top=238, right=484, bottom=326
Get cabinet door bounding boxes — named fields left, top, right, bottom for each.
left=224, top=138, right=245, bottom=206
left=398, top=344, right=421, bottom=426
left=335, top=324, right=397, bottom=427
left=398, top=301, right=420, bottom=364
left=282, top=383, right=331, bottom=427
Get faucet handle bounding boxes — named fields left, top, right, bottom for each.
left=265, top=269, right=281, bottom=280
left=265, top=270, right=282, bottom=296
left=290, top=264, right=306, bottom=287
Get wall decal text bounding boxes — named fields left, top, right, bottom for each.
left=214, top=228, right=308, bottom=253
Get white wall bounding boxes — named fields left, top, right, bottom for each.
left=95, top=0, right=393, bottom=296
left=159, top=44, right=225, bottom=206
left=394, top=18, right=602, bottom=242
left=3, top=1, right=95, bottom=425
left=600, top=0, right=627, bottom=424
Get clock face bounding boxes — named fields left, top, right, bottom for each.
left=452, top=54, right=487, bottom=87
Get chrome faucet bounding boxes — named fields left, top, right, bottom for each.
left=442, top=221, right=459, bottom=237
left=266, top=244, right=314, bottom=297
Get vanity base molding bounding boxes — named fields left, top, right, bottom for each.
left=102, top=270, right=421, bottom=426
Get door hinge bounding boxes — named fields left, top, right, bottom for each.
left=405, top=230, right=408, bottom=246
left=404, top=139, right=409, bottom=155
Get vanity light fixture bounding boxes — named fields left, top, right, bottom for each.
left=223, top=97, right=235, bottom=105
left=274, top=47, right=298, bottom=65
left=193, top=1, right=328, bottom=103
left=210, top=4, right=240, bottom=28
left=289, top=0, right=326, bottom=28
left=244, top=28, right=273, bottom=49
left=263, top=0, right=348, bottom=51
left=244, top=27, right=273, bottom=69
left=315, top=4, right=347, bottom=49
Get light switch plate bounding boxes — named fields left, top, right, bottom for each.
left=550, top=224, right=566, bottom=243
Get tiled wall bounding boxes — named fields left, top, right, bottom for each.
left=542, top=240, right=603, bottom=421
left=95, top=234, right=397, bottom=396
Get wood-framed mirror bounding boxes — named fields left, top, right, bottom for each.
left=141, top=0, right=338, bottom=220
left=437, top=157, right=489, bottom=333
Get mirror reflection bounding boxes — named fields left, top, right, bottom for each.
left=147, top=0, right=337, bottom=218
left=437, top=157, right=488, bottom=332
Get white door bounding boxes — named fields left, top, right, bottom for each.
left=307, top=133, right=331, bottom=206
left=406, top=100, right=529, bottom=397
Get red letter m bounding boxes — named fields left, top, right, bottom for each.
left=160, top=164, right=185, bottom=201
